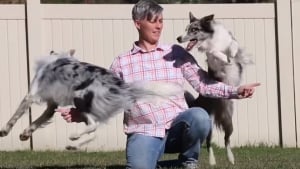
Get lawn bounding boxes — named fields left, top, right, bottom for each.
left=0, top=146, right=299, bottom=169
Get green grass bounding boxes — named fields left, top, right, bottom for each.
left=0, top=146, right=299, bottom=169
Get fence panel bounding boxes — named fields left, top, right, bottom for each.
left=292, top=0, right=300, bottom=148
left=276, top=0, right=297, bottom=147
left=0, top=5, right=30, bottom=150
left=25, top=3, right=278, bottom=150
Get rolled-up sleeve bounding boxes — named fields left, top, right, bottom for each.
left=109, top=56, right=123, bottom=79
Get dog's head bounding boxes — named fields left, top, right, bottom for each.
left=49, top=49, right=76, bottom=58
left=35, top=49, right=77, bottom=73
left=177, top=12, right=215, bottom=51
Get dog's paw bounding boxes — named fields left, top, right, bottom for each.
left=226, top=147, right=235, bottom=165
left=19, top=133, right=30, bottom=141
left=208, top=147, right=216, bottom=166
left=209, top=156, right=216, bottom=166
left=0, top=130, right=8, bottom=137
left=69, top=133, right=80, bottom=141
left=209, top=50, right=229, bottom=63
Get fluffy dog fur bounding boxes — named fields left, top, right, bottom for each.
left=0, top=50, right=180, bottom=150
left=177, top=13, right=252, bottom=165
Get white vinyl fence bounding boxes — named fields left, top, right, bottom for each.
left=291, top=0, right=300, bottom=148
left=0, top=0, right=298, bottom=151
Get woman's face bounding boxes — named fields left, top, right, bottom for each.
left=134, top=13, right=163, bottom=45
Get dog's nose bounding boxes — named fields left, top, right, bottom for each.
left=177, top=36, right=182, bottom=43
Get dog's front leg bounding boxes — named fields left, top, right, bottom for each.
left=68, top=114, right=98, bottom=141
left=229, top=40, right=239, bottom=58
left=209, top=51, right=229, bottom=63
left=19, top=103, right=57, bottom=141
left=66, top=131, right=96, bottom=150
left=207, top=114, right=216, bottom=166
left=66, top=114, right=98, bottom=150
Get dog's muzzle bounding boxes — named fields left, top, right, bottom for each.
left=177, top=36, right=183, bottom=43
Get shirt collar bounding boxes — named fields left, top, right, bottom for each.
left=130, top=41, right=170, bottom=54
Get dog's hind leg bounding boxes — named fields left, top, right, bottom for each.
left=19, top=102, right=57, bottom=141
left=225, top=126, right=234, bottom=164
left=219, top=100, right=235, bottom=164
left=207, top=130, right=217, bottom=166
left=0, top=95, right=33, bottom=137
left=207, top=114, right=216, bottom=166
left=223, top=118, right=234, bottom=164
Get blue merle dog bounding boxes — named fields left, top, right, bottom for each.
left=0, top=49, right=180, bottom=150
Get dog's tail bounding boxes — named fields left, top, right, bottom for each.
left=235, top=48, right=253, bottom=65
left=129, top=81, right=182, bottom=104
left=0, top=95, right=33, bottom=137
left=138, top=81, right=182, bottom=97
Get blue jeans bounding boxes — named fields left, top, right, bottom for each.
left=125, top=107, right=211, bottom=169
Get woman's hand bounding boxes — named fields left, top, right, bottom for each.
left=237, top=83, right=261, bottom=99
left=55, top=107, right=87, bottom=123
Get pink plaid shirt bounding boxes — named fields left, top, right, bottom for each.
left=110, top=42, right=238, bottom=138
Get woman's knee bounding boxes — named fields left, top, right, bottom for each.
left=187, top=107, right=212, bottom=134
left=189, top=107, right=210, bottom=122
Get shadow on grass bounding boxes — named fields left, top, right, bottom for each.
left=0, top=162, right=183, bottom=169
left=0, top=165, right=126, bottom=169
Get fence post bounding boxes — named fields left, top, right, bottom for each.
left=291, top=0, right=300, bottom=148
left=26, top=0, right=42, bottom=77
left=275, top=0, right=297, bottom=147
left=25, top=0, right=42, bottom=149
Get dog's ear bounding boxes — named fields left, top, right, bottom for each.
left=50, top=50, right=59, bottom=55
left=189, top=12, right=197, bottom=23
left=200, top=14, right=214, bottom=33
left=201, top=14, right=214, bottom=23
left=69, top=49, right=76, bottom=57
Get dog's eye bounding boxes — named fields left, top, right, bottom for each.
left=190, top=28, right=199, bottom=32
